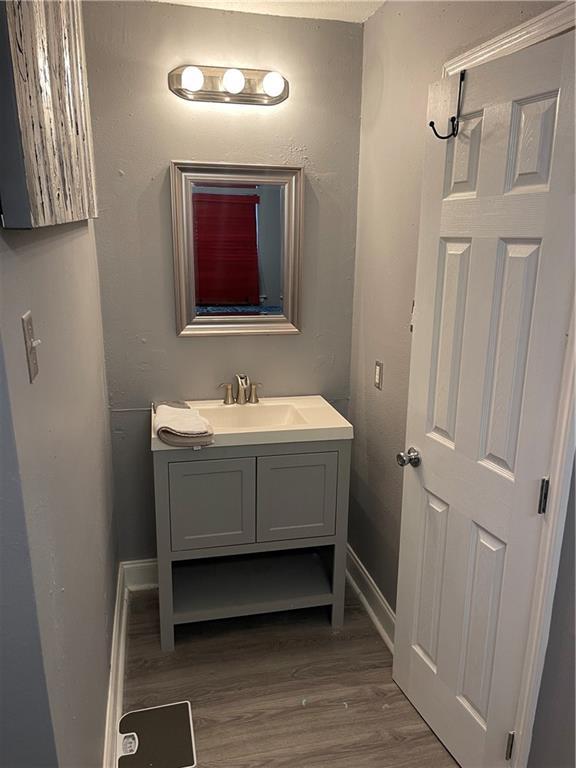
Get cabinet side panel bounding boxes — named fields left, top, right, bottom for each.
left=0, top=2, right=32, bottom=229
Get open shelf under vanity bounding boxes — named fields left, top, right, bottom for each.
left=172, top=548, right=334, bottom=625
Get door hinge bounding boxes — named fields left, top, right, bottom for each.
left=537, top=477, right=550, bottom=515
left=410, top=299, right=415, bottom=333
left=505, top=731, right=515, bottom=761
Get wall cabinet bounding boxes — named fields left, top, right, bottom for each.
left=153, top=441, right=351, bottom=651
left=0, top=0, right=97, bottom=228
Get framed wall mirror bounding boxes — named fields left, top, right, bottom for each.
left=170, top=161, right=303, bottom=336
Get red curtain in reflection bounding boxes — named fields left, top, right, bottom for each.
left=192, top=193, right=260, bottom=305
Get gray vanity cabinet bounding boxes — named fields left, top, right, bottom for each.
left=257, top=452, right=337, bottom=542
left=153, top=440, right=351, bottom=652
left=169, top=458, right=256, bottom=550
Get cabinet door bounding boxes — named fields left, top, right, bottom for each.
left=257, top=453, right=338, bottom=542
left=169, top=459, right=256, bottom=551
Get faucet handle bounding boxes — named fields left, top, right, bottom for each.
left=248, top=382, right=262, bottom=404
left=218, top=382, right=235, bottom=405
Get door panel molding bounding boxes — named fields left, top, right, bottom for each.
left=458, top=525, right=506, bottom=725
left=444, top=112, right=484, bottom=199
left=505, top=92, right=558, bottom=193
left=479, top=240, right=540, bottom=478
left=413, top=491, right=449, bottom=671
left=427, top=240, right=471, bottom=446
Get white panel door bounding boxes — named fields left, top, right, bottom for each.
left=393, top=32, right=574, bottom=768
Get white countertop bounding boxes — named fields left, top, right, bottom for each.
left=151, top=395, right=353, bottom=451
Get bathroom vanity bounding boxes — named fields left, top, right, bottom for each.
left=151, top=396, right=353, bottom=651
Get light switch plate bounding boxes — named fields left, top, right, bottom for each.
left=374, top=360, right=383, bottom=390
left=21, top=310, right=39, bottom=383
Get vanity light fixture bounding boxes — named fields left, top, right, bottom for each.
left=168, top=64, right=289, bottom=105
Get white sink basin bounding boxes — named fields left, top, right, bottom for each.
left=151, top=395, right=353, bottom=449
left=196, top=402, right=307, bottom=429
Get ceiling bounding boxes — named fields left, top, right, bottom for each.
left=150, top=0, right=385, bottom=23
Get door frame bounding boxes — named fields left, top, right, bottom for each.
left=441, top=6, right=575, bottom=764
left=443, top=1, right=575, bottom=77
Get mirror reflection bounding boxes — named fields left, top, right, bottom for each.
left=191, top=183, right=284, bottom=317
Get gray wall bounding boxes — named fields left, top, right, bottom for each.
left=529, top=464, right=575, bottom=768
left=0, top=338, right=58, bottom=768
left=348, top=0, right=554, bottom=610
left=83, top=1, right=363, bottom=559
left=0, top=222, right=116, bottom=767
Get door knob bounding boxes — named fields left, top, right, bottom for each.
left=396, top=447, right=421, bottom=468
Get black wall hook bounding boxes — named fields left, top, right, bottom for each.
left=429, top=70, right=466, bottom=140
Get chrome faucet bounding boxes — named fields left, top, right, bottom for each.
left=234, top=373, right=251, bottom=405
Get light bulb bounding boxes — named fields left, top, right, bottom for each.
left=262, top=71, right=285, bottom=98
left=181, top=66, right=204, bottom=92
left=223, top=68, right=245, bottom=94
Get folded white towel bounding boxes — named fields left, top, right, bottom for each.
left=154, top=404, right=214, bottom=447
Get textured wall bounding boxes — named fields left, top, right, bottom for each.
left=349, top=0, right=554, bottom=609
left=0, top=339, right=59, bottom=768
left=0, top=222, right=116, bottom=767
left=83, top=1, right=363, bottom=559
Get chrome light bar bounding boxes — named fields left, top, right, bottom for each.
left=168, top=65, right=289, bottom=106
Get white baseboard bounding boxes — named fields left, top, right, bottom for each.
left=346, top=545, right=396, bottom=654
left=123, top=557, right=158, bottom=591
left=102, top=564, right=128, bottom=768
left=102, top=559, right=159, bottom=768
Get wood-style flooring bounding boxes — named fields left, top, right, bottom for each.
left=123, top=588, right=458, bottom=767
